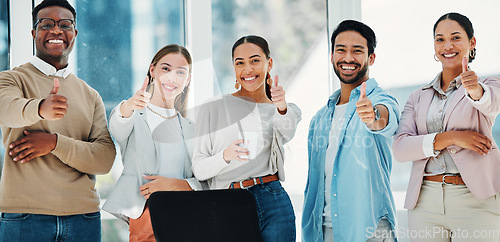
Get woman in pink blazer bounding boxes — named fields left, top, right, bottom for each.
left=393, top=13, right=500, bottom=241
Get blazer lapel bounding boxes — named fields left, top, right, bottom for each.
left=443, top=85, right=465, bottom=129
left=179, top=116, right=194, bottom=158
left=179, top=115, right=194, bottom=177
left=138, top=109, right=151, bottom=131
left=416, top=88, right=434, bottom=135
left=137, top=109, right=159, bottom=175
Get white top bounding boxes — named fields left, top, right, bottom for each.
left=192, top=94, right=301, bottom=189
left=31, top=56, right=71, bottom=78
left=323, top=102, right=347, bottom=227
left=111, top=103, right=192, bottom=186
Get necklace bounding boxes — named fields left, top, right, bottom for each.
left=146, top=105, right=178, bottom=119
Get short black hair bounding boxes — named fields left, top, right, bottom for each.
left=330, top=20, right=377, bottom=55
left=32, top=0, right=76, bottom=28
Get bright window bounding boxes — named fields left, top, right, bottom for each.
left=72, top=1, right=186, bottom=241
left=0, top=0, right=8, bottom=71
left=0, top=0, right=7, bottom=176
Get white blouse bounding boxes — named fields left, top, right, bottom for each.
left=192, top=94, right=301, bottom=189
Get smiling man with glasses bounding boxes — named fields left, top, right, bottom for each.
left=34, top=18, right=75, bottom=31
left=0, top=0, right=116, bottom=241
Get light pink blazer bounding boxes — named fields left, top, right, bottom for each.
left=393, top=75, right=500, bottom=209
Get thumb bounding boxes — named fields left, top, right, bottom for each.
left=462, top=55, right=469, bottom=73
left=140, top=77, right=149, bottom=91
left=274, top=75, right=279, bottom=87
left=50, top=78, right=59, bottom=94
left=359, top=82, right=367, bottom=99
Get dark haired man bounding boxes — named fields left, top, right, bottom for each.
left=302, top=20, right=400, bottom=241
left=0, top=0, right=115, bottom=240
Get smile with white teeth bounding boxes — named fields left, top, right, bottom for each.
left=341, top=65, right=356, bottom=70
left=162, top=84, right=176, bottom=91
left=48, top=40, right=64, bottom=44
left=243, top=76, right=257, bottom=81
left=443, top=53, right=458, bottom=58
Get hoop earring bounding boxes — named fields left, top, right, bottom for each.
left=235, top=80, right=240, bottom=90
left=434, top=54, right=439, bottom=62
left=147, top=79, right=155, bottom=97
left=469, top=49, right=476, bottom=59
left=265, top=73, right=271, bottom=85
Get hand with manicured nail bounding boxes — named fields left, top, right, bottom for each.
left=270, top=75, right=287, bottom=114
left=121, top=77, right=152, bottom=118
left=38, top=78, right=68, bottom=120
left=460, top=55, right=483, bottom=100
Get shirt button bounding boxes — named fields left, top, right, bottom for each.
left=334, top=214, right=337, bottom=217
left=334, top=194, right=337, bottom=197
left=441, top=165, right=445, bottom=168
left=450, top=148, right=457, bottom=154
left=442, top=96, right=447, bottom=100
left=333, top=174, right=336, bottom=177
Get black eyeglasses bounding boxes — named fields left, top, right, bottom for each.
left=33, top=18, right=75, bottom=31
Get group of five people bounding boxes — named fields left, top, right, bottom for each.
left=0, top=0, right=499, bottom=241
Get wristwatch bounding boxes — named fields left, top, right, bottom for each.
left=373, top=107, right=380, bottom=121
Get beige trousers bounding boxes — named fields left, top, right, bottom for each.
left=408, top=180, right=500, bottom=242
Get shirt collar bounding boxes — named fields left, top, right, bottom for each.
left=328, top=89, right=342, bottom=108
left=30, top=56, right=71, bottom=78
left=327, top=78, right=379, bottom=108
left=423, top=72, right=462, bottom=93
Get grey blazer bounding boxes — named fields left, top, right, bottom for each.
left=103, top=105, right=204, bottom=222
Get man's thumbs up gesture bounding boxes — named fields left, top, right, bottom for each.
left=39, top=78, right=68, bottom=120
left=460, top=56, right=483, bottom=101
left=355, top=82, right=388, bottom=131
left=356, top=82, right=376, bottom=124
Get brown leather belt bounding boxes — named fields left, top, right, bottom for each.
left=230, top=174, right=279, bottom=189
left=424, top=174, right=465, bottom=185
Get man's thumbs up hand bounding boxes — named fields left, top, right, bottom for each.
left=39, top=78, right=68, bottom=120
left=356, top=82, right=376, bottom=124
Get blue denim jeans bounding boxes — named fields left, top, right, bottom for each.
left=247, top=180, right=296, bottom=242
left=0, top=212, right=101, bottom=242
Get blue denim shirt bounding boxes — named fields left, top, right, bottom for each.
left=302, top=79, right=400, bottom=241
